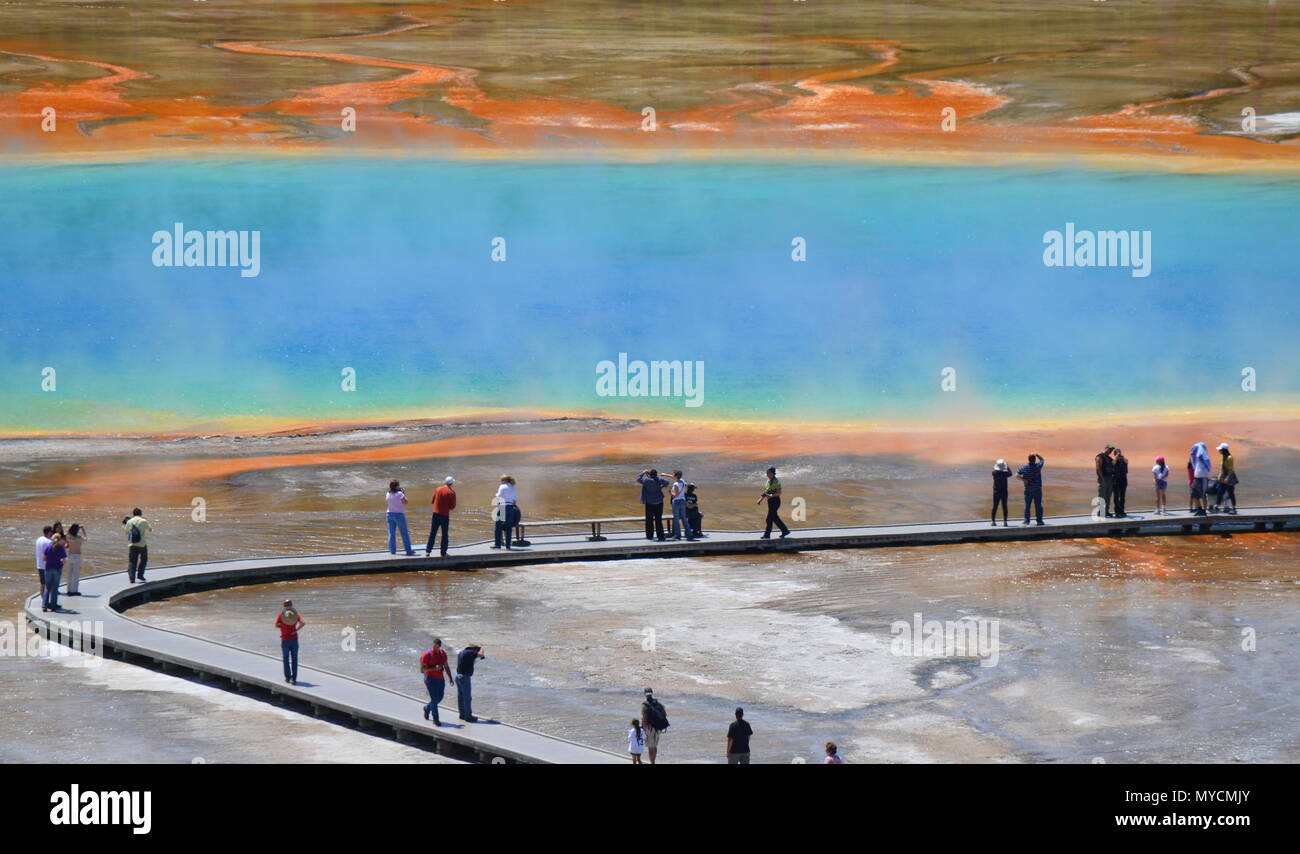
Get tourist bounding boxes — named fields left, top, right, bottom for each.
left=1095, top=444, right=1115, bottom=517
left=65, top=524, right=87, bottom=596
left=1213, top=443, right=1238, bottom=514
left=35, top=525, right=52, bottom=600
left=1152, top=456, right=1169, bottom=515
left=455, top=643, right=485, bottom=722
left=991, top=459, right=1012, bottom=526
left=276, top=599, right=304, bottom=685
left=420, top=637, right=453, bottom=725
left=628, top=719, right=645, bottom=764
left=726, top=707, right=753, bottom=764
left=670, top=470, right=695, bottom=540
left=491, top=475, right=518, bottom=550
left=1189, top=442, right=1212, bottom=516
left=426, top=476, right=457, bottom=557
left=1186, top=459, right=1196, bottom=512
left=685, top=483, right=703, bottom=537
left=122, top=508, right=151, bottom=583
left=1112, top=448, right=1129, bottom=518
left=42, top=533, right=67, bottom=613
left=1017, top=454, right=1046, bottom=526
left=757, top=466, right=791, bottom=539
left=640, top=688, right=669, bottom=764
left=637, top=468, right=670, bottom=541
left=385, top=480, right=416, bottom=556
left=824, top=742, right=844, bottom=764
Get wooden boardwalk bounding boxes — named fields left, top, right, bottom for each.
left=24, top=504, right=1300, bottom=763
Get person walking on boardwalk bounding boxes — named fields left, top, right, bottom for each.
left=386, top=480, right=416, bottom=555
left=65, top=524, right=87, bottom=596
left=1213, top=443, right=1238, bottom=514
left=628, top=719, right=645, bottom=764
left=455, top=643, right=485, bottom=722
left=1189, top=442, right=1212, bottom=516
left=670, top=470, right=695, bottom=540
left=991, top=459, right=1012, bottom=526
left=1017, top=454, right=1046, bottom=526
left=420, top=637, right=454, bottom=725
left=640, top=687, right=669, bottom=764
left=491, top=475, right=519, bottom=550
left=637, top=468, right=670, bottom=541
left=35, top=525, right=52, bottom=601
left=1112, top=448, right=1130, bottom=518
left=425, top=476, right=457, bottom=557
left=1095, top=445, right=1116, bottom=517
left=276, top=599, right=304, bottom=685
left=757, top=466, right=791, bottom=539
left=122, top=508, right=151, bottom=583
left=1152, top=456, right=1170, bottom=515
left=726, top=707, right=753, bottom=764
left=41, top=533, right=67, bottom=613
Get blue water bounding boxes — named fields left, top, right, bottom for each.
left=1, top=159, right=1296, bottom=430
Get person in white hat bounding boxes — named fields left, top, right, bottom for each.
left=991, top=459, right=1012, bottom=526
left=425, top=476, right=457, bottom=557
left=1212, top=444, right=1238, bottom=514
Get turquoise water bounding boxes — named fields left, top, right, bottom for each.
left=1, top=159, right=1296, bottom=430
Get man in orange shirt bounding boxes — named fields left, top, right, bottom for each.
left=420, top=636, right=453, bottom=725
left=425, top=476, right=457, bottom=557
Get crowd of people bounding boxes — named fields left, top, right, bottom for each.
left=990, top=441, right=1240, bottom=526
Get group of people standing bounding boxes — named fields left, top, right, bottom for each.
left=990, top=442, right=1241, bottom=525
left=33, top=521, right=89, bottom=613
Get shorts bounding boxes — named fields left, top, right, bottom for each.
left=1191, top=477, right=1209, bottom=498
left=1156, top=480, right=1167, bottom=490
left=644, top=727, right=661, bottom=750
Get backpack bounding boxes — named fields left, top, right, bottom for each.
left=644, top=697, right=669, bottom=731
left=127, top=521, right=142, bottom=544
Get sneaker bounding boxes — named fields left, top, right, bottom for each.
left=759, top=534, right=771, bottom=539
left=423, top=707, right=430, bottom=721
left=490, top=545, right=501, bottom=550
left=780, top=531, right=791, bottom=538
left=1036, top=521, right=1046, bottom=526
left=461, top=714, right=478, bottom=723
left=424, top=551, right=431, bottom=557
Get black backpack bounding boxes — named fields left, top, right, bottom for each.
left=645, top=698, right=669, bottom=731
left=127, top=522, right=142, bottom=544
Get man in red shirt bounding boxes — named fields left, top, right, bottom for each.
left=425, top=476, right=457, bottom=557
left=420, top=637, right=453, bottom=725
left=275, top=599, right=304, bottom=685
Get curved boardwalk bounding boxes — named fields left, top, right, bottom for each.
left=24, top=505, right=1300, bottom=764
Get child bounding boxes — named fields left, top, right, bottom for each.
left=628, top=719, right=645, bottom=764
left=824, top=741, right=844, bottom=764
left=1151, top=456, right=1169, bottom=515
left=685, top=483, right=703, bottom=537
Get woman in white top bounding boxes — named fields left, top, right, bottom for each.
left=492, top=475, right=519, bottom=550
left=628, top=719, right=645, bottom=763
left=1151, top=456, right=1170, bottom=515
left=386, top=479, right=415, bottom=555
left=65, top=524, right=88, bottom=595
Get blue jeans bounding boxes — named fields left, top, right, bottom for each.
left=494, top=505, right=519, bottom=549
left=426, top=513, right=450, bottom=555
left=281, top=637, right=299, bottom=681
left=456, top=674, right=473, bottom=717
left=672, top=500, right=693, bottom=538
left=1023, top=492, right=1043, bottom=524
left=387, top=512, right=413, bottom=554
left=42, top=566, right=62, bottom=610
left=424, top=674, right=447, bottom=720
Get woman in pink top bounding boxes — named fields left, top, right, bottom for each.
left=386, top=480, right=415, bottom=555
